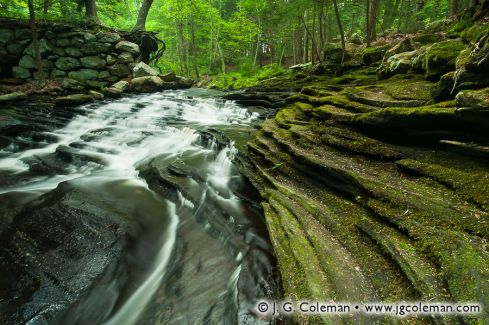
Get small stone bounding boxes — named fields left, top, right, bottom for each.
left=106, top=54, right=117, bottom=65
left=98, top=71, right=111, bottom=80
left=71, top=37, right=85, bottom=47
left=115, top=41, right=140, bottom=55
left=102, top=87, right=123, bottom=98
left=68, top=69, right=99, bottom=81
left=7, top=44, right=25, bottom=56
left=117, top=52, right=134, bottom=63
left=66, top=47, right=83, bottom=57
left=60, top=78, right=86, bottom=91
left=350, top=33, right=363, bottom=45
left=132, top=62, right=159, bottom=78
left=12, top=66, right=31, bottom=79
left=0, top=91, right=27, bottom=102
left=130, top=76, right=164, bottom=93
left=0, top=28, right=14, bottom=44
left=24, top=39, right=53, bottom=57
left=19, top=55, right=36, bottom=69
left=52, top=47, right=66, bottom=56
left=80, top=56, right=107, bottom=69
left=55, top=57, right=81, bottom=71
left=89, top=90, right=104, bottom=99
left=86, top=80, right=109, bottom=89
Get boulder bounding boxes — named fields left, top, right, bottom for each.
left=115, top=41, right=140, bottom=55
left=66, top=47, right=83, bottom=57
left=117, top=52, right=134, bottom=63
left=384, top=38, right=415, bottom=60
left=86, top=80, right=109, bottom=88
left=323, top=44, right=345, bottom=63
left=88, top=90, right=104, bottom=99
left=111, top=80, right=130, bottom=92
left=423, top=40, right=466, bottom=81
left=160, top=71, right=178, bottom=82
left=24, top=39, right=53, bottom=57
left=80, top=56, right=107, bottom=69
left=425, top=19, right=449, bottom=32
left=55, top=94, right=94, bottom=106
left=0, top=91, right=27, bottom=102
left=68, top=69, right=99, bottom=81
left=107, top=63, right=131, bottom=77
left=97, top=32, right=121, bottom=44
left=55, top=57, right=81, bottom=71
left=130, top=76, right=164, bottom=93
left=19, top=55, right=36, bottom=69
left=98, top=71, right=111, bottom=80
left=465, top=34, right=489, bottom=73
left=71, top=37, right=85, bottom=47
left=102, top=87, right=123, bottom=98
left=362, top=46, right=389, bottom=65
left=351, top=33, right=363, bottom=45
left=377, top=51, right=417, bottom=80
left=12, top=66, right=31, bottom=79
left=456, top=88, right=489, bottom=109
left=175, top=76, right=194, bottom=88
left=82, top=42, right=113, bottom=55
left=132, top=62, right=159, bottom=78
left=60, top=78, right=86, bottom=91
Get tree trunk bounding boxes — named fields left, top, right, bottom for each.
left=366, top=0, right=371, bottom=46
left=85, top=0, right=100, bottom=24
left=28, top=0, right=44, bottom=80
left=450, top=0, right=458, bottom=16
left=190, top=13, right=200, bottom=79
left=43, top=0, right=50, bottom=15
left=368, top=0, right=379, bottom=42
left=133, top=0, right=154, bottom=31
left=332, top=0, right=345, bottom=64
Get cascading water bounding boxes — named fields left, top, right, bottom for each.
left=0, top=90, right=275, bottom=324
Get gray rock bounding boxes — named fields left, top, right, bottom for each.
left=0, top=28, right=14, bottom=43
left=66, top=47, right=83, bottom=57
left=97, top=32, right=121, bottom=44
left=111, top=80, right=130, bottom=92
left=60, top=78, right=86, bottom=91
left=55, top=94, right=94, bottom=106
left=98, top=71, right=111, bottom=80
left=68, top=69, right=99, bottom=81
left=115, top=41, right=140, bottom=55
left=175, top=76, right=194, bottom=88
left=384, top=38, right=415, bottom=60
left=133, top=62, right=159, bottom=78
left=24, top=39, right=53, bottom=57
left=82, top=42, right=113, bottom=55
left=107, top=63, right=131, bottom=77
left=106, top=54, right=117, bottom=65
left=80, top=56, right=106, bottom=69
left=456, top=88, right=489, bottom=109
left=51, top=69, right=66, bottom=78
left=0, top=91, right=27, bottom=102
left=89, top=90, right=104, bottom=99
left=56, top=38, right=71, bottom=48
left=117, top=52, right=134, bottom=63
left=12, top=66, right=31, bottom=79
left=55, top=57, right=81, bottom=71
left=7, top=43, right=25, bottom=56
left=130, top=76, right=164, bottom=93
left=19, top=55, right=36, bottom=69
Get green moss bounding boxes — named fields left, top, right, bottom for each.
left=424, top=40, right=466, bottom=81
left=447, top=12, right=474, bottom=37
left=362, top=45, right=389, bottom=65
left=412, top=33, right=444, bottom=45
left=460, top=22, right=489, bottom=44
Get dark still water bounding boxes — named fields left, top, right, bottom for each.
left=0, top=90, right=276, bottom=324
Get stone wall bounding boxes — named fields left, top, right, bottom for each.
left=0, top=21, right=140, bottom=88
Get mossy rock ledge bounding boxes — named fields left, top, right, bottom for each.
left=239, top=67, right=489, bottom=324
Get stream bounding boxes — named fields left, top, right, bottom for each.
left=0, top=89, right=276, bottom=324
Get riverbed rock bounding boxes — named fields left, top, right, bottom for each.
left=160, top=71, right=178, bottom=82
left=102, top=87, right=123, bottom=98
left=130, top=76, right=164, bottom=93
left=115, top=41, right=140, bottom=55
left=132, top=62, right=159, bottom=78
left=55, top=57, right=81, bottom=71
left=175, top=76, right=194, bottom=88
left=0, top=91, right=27, bottom=102
left=80, top=56, right=107, bottom=69
left=55, top=94, right=94, bottom=106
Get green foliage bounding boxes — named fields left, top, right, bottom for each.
left=211, top=63, right=288, bottom=89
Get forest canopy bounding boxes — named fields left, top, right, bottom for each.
left=0, top=0, right=487, bottom=79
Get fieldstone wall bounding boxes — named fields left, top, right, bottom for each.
left=0, top=22, right=140, bottom=88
